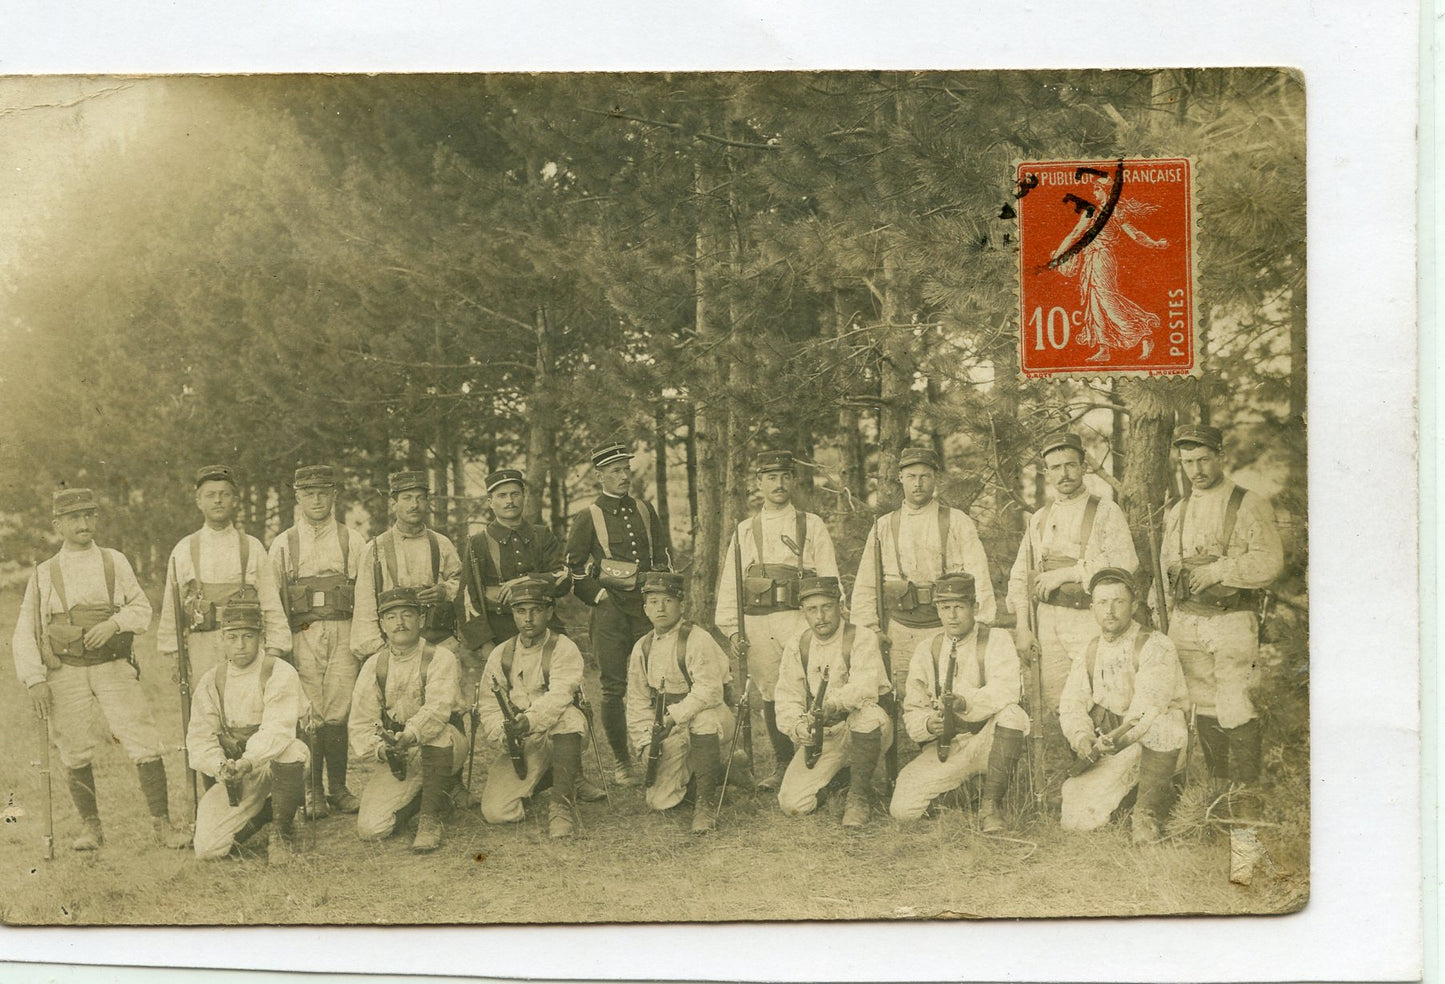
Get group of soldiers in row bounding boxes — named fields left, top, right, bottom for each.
left=13, top=422, right=1283, bottom=881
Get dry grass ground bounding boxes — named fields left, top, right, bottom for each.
left=0, top=587, right=1307, bottom=925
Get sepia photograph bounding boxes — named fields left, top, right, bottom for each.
left=0, top=67, right=1311, bottom=927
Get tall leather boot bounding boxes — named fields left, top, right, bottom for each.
left=601, top=697, right=638, bottom=785
left=1225, top=718, right=1263, bottom=785
left=757, top=701, right=793, bottom=792
left=689, top=734, right=722, bottom=835
left=136, top=758, right=190, bottom=848
left=269, top=760, right=306, bottom=864
left=304, top=728, right=328, bottom=820
left=979, top=726, right=1025, bottom=833
left=1194, top=714, right=1230, bottom=782
left=412, top=744, right=452, bottom=852
left=549, top=733, right=583, bottom=839
left=66, top=764, right=103, bottom=851
left=842, top=730, right=882, bottom=829
left=1132, top=746, right=1178, bottom=845
left=324, top=723, right=360, bottom=813
left=232, top=801, right=273, bottom=852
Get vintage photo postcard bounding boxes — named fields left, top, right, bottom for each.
left=0, top=67, right=1311, bottom=928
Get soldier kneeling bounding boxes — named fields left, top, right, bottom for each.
left=478, top=580, right=590, bottom=839
left=889, top=572, right=1029, bottom=830
left=187, top=603, right=308, bottom=863
left=349, top=588, right=467, bottom=852
left=773, top=576, right=892, bottom=828
left=1059, top=567, right=1189, bottom=844
left=626, top=572, right=734, bottom=834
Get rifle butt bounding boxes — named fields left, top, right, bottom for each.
left=37, top=717, right=54, bottom=860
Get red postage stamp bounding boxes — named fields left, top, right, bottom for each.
left=1016, top=157, right=1195, bottom=377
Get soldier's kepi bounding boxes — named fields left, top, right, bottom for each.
left=714, top=449, right=839, bottom=792
left=458, top=467, right=571, bottom=658
left=566, top=441, right=672, bottom=788
left=350, top=471, right=463, bottom=660
left=1160, top=422, right=1284, bottom=885
left=625, top=571, right=736, bottom=834
left=159, top=465, right=291, bottom=690
left=10, top=487, right=191, bottom=851
left=268, top=465, right=369, bottom=819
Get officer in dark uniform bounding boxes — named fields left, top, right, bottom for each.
left=565, top=441, right=672, bottom=786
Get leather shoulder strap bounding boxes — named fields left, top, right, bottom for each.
left=46, top=556, right=69, bottom=613
left=497, top=635, right=518, bottom=681
left=675, top=622, right=694, bottom=690
left=540, top=632, right=559, bottom=688
left=938, top=504, right=951, bottom=574
left=215, top=665, right=228, bottom=728
left=485, top=528, right=504, bottom=581
left=287, top=526, right=301, bottom=582
left=189, top=532, right=202, bottom=585
left=376, top=648, right=391, bottom=717
left=1084, top=637, right=1100, bottom=694
left=1079, top=495, right=1100, bottom=554
left=338, top=522, right=352, bottom=575
left=799, top=629, right=814, bottom=702
left=750, top=513, right=765, bottom=566
left=239, top=532, right=250, bottom=588
left=1221, top=485, right=1247, bottom=554
left=1131, top=628, right=1151, bottom=669
left=381, top=530, right=400, bottom=588
left=636, top=498, right=656, bottom=565
left=640, top=630, right=656, bottom=684
left=589, top=504, right=612, bottom=559
left=974, top=623, right=990, bottom=687
left=428, top=530, right=440, bottom=582
left=888, top=511, right=904, bottom=576
left=1176, top=494, right=1190, bottom=558
left=841, top=624, right=855, bottom=674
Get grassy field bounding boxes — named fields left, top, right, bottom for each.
left=0, top=586, right=1308, bottom=925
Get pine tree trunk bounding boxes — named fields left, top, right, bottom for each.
left=654, top=404, right=671, bottom=538
left=685, top=408, right=700, bottom=534
left=688, top=157, right=726, bottom=621
left=524, top=307, right=555, bottom=527
left=875, top=246, right=914, bottom=511
left=834, top=291, right=865, bottom=505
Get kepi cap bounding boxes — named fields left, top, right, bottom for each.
left=640, top=571, right=685, bottom=599
left=1088, top=566, right=1136, bottom=595
left=1039, top=432, right=1085, bottom=459
left=798, top=575, right=842, bottom=602
left=293, top=465, right=337, bottom=489
left=485, top=468, right=526, bottom=494
left=377, top=587, right=423, bottom=615
left=898, top=446, right=942, bottom=471
left=1171, top=424, right=1224, bottom=452
left=508, top=579, right=555, bottom=606
left=590, top=442, right=633, bottom=469
left=52, top=488, right=99, bottom=517
left=388, top=471, right=429, bottom=496
left=219, top=602, right=263, bottom=631
left=933, top=571, right=976, bottom=603
left=753, top=450, right=794, bottom=474
left=195, top=464, right=236, bottom=488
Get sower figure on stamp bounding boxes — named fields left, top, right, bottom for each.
left=625, top=572, right=735, bottom=835
left=477, top=580, right=590, bottom=840
left=888, top=573, right=1029, bottom=831
left=566, top=442, right=672, bottom=788
left=350, top=470, right=463, bottom=661
left=11, top=488, right=191, bottom=851
left=1160, top=423, right=1284, bottom=883
left=458, top=468, right=571, bottom=690
left=159, top=464, right=291, bottom=691
left=1007, top=432, right=1138, bottom=803
left=714, top=450, right=839, bottom=792
left=1058, top=568, right=1189, bottom=843
left=850, top=447, right=996, bottom=756
left=268, top=465, right=369, bottom=819
left=772, top=576, right=891, bottom=828
left=349, top=588, right=467, bottom=852
left=187, top=603, right=310, bottom=863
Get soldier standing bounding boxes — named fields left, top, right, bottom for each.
left=11, top=488, right=190, bottom=850
left=1058, top=568, right=1189, bottom=843
left=187, top=604, right=309, bottom=862
left=850, top=447, right=996, bottom=732
left=477, top=580, right=589, bottom=839
left=159, top=464, right=291, bottom=688
left=1006, top=432, right=1138, bottom=794
left=268, top=465, right=368, bottom=816
left=566, top=442, right=672, bottom=787
left=458, top=468, right=570, bottom=663
left=625, top=572, right=733, bottom=834
left=350, top=470, right=463, bottom=660
left=888, top=573, right=1029, bottom=830
left=1160, top=423, right=1284, bottom=882
left=714, top=450, right=839, bottom=792
left=771, top=576, right=891, bottom=828
left=349, top=588, right=468, bottom=852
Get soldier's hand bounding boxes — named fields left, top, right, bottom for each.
left=498, top=576, right=529, bottom=607
left=729, top=634, right=750, bottom=659
left=1013, top=627, right=1037, bottom=659
left=234, top=758, right=254, bottom=778
left=822, top=701, right=849, bottom=726
left=790, top=716, right=814, bottom=745
left=1184, top=563, right=1224, bottom=593
left=926, top=711, right=945, bottom=737
left=28, top=682, right=52, bottom=720
left=82, top=617, right=119, bottom=650
left=170, top=656, right=181, bottom=685
left=395, top=731, right=418, bottom=750
left=415, top=583, right=444, bottom=605
left=505, top=714, right=530, bottom=739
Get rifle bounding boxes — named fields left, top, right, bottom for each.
left=1146, top=503, right=1171, bottom=635
left=577, top=693, right=612, bottom=806
left=1022, top=517, right=1047, bottom=809
left=730, top=532, right=753, bottom=765
left=936, top=641, right=958, bottom=762
left=465, top=680, right=481, bottom=794
left=804, top=665, right=830, bottom=769
left=490, top=678, right=529, bottom=779
left=168, top=556, right=198, bottom=819
left=375, top=723, right=409, bottom=781
left=1068, top=714, right=1142, bottom=776
left=873, top=533, right=898, bottom=793
left=216, top=730, right=248, bottom=806
left=32, top=569, right=54, bottom=860
left=644, top=677, right=668, bottom=788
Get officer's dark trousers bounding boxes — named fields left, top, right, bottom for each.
left=590, top=594, right=652, bottom=765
